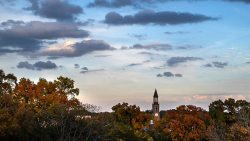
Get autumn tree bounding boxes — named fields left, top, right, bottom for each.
left=0, top=69, right=95, bottom=141
left=162, top=105, right=212, bottom=141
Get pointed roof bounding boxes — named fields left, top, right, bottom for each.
left=153, top=89, right=158, bottom=98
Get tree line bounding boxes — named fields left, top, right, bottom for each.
left=0, top=69, right=249, bottom=141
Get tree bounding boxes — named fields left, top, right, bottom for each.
left=112, top=102, right=140, bottom=125
left=162, top=105, right=212, bottom=141
left=54, top=76, right=79, bottom=98
left=208, top=98, right=250, bottom=141
left=0, top=69, right=17, bottom=95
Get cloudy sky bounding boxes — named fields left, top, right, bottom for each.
left=1, top=0, right=250, bottom=111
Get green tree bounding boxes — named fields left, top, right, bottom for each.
left=112, top=102, right=140, bottom=125
left=0, top=69, right=17, bottom=95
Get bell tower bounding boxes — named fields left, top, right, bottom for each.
left=152, top=89, right=160, bottom=119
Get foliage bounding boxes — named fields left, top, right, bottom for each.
left=0, top=69, right=250, bottom=141
left=208, top=98, right=250, bottom=140
left=162, top=105, right=212, bottom=141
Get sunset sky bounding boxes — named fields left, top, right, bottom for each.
left=0, top=0, right=250, bottom=111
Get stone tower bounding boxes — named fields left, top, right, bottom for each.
left=152, top=89, right=160, bottom=119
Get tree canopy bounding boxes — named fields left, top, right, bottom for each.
left=0, top=69, right=249, bottom=141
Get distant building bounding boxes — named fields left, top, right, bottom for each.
left=152, top=89, right=160, bottom=120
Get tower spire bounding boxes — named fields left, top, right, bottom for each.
left=152, top=89, right=160, bottom=120
left=154, top=88, right=158, bottom=98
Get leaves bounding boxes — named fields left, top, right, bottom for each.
left=0, top=69, right=249, bottom=141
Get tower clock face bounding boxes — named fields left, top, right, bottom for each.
left=155, top=113, right=158, bottom=117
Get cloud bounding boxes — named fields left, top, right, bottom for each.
left=175, top=73, right=183, bottom=77
left=88, top=0, right=250, bottom=8
left=94, top=55, right=112, bottom=58
left=167, top=57, right=203, bottom=66
left=212, top=61, right=228, bottom=68
left=43, top=39, right=114, bottom=58
left=226, top=0, right=250, bottom=4
left=80, top=67, right=89, bottom=73
left=157, top=72, right=183, bottom=77
left=162, top=72, right=174, bottom=77
left=17, top=61, right=57, bottom=70
left=80, top=67, right=104, bottom=74
left=0, top=20, right=25, bottom=27
left=128, top=34, right=147, bottom=40
left=127, top=60, right=150, bottom=67
left=26, top=0, right=83, bottom=21
left=177, top=44, right=202, bottom=50
left=203, top=62, right=228, bottom=68
left=88, top=0, right=137, bottom=8
left=0, top=21, right=89, bottom=54
left=0, top=0, right=16, bottom=5
left=131, top=43, right=172, bottom=50
left=246, top=61, right=250, bottom=64
left=0, top=21, right=89, bottom=39
left=138, top=51, right=154, bottom=55
left=74, top=64, right=80, bottom=69
left=88, top=0, right=204, bottom=8
left=127, top=63, right=142, bottom=67
left=203, top=63, right=213, bottom=67
left=16, top=61, right=35, bottom=70
left=165, top=31, right=190, bottom=35
left=104, top=10, right=218, bottom=25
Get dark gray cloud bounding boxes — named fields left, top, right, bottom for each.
left=177, top=44, right=202, bottom=50
left=88, top=0, right=200, bottom=8
left=127, top=60, right=150, bottom=67
left=74, top=64, right=80, bottom=69
left=17, top=61, right=35, bottom=70
left=80, top=67, right=88, bottom=73
left=162, top=72, right=174, bottom=77
left=167, top=57, right=203, bottom=66
left=44, top=40, right=114, bottom=58
left=17, top=61, right=57, bottom=70
left=88, top=0, right=137, bottom=8
left=212, top=61, right=228, bottom=68
left=128, top=34, right=147, bottom=40
left=80, top=67, right=104, bottom=74
left=157, top=72, right=183, bottom=77
left=104, top=10, right=218, bottom=25
left=175, top=73, right=183, bottom=77
left=80, top=67, right=89, bottom=73
left=203, top=62, right=228, bottom=68
left=0, top=21, right=89, bottom=39
left=127, top=63, right=142, bottom=67
left=246, top=61, right=250, bottom=64
left=82, top=67, right=89, bottom=71
left=33, top=61, right=58, bottom=70
left=88, top=0, right=250, bottom=8
left=26, top=0, right=83, bottom=21
left=131, top=43, right=172, bottom=50
left=0, top=20, right=25, bottom=27
left=203, top=63, right=213, bottom=67
left=0, top=21, right=89, bottom=54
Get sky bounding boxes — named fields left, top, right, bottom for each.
left=0, top=0, right=250, bottom=111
